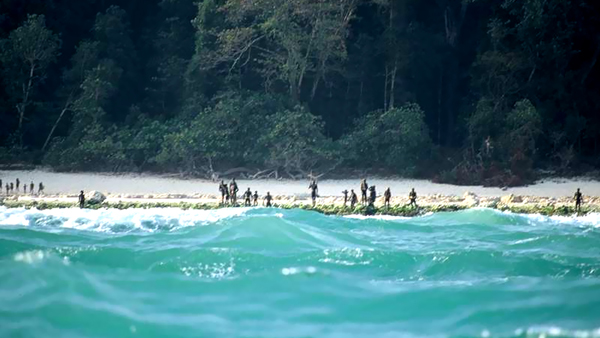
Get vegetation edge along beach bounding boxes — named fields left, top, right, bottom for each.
left=2, top=199, right=597, bottom=217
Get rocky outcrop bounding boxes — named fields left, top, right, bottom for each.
left=500, top=194, right=523, bottom=204
left=463, top=192, right=480, bottom=207
left=480, top=197, right=501, bottom=208
left=85, top=191, right=106, bottom=204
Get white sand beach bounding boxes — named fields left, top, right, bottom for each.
left=1, top=169, right=598, bottom=199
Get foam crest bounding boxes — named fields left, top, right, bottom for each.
left=511, top=211, right=600, bottom=227
left=512, top=326, right=600, bottom=338
left=344, top=214, right=410, bottom=221
left=0, top=206, right=249, bottom=233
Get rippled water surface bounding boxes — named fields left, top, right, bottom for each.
left=1, top=206, right=600, bottom=338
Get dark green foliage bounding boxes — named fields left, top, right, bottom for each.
left=342, top=103, right=432, bottom=175
left=1, top=0, right=600, bottom=183
left=259, top=106, right=339, bottom=175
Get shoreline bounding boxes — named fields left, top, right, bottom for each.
left=1, top=194, right=595, bottom=217
left=1, top=169, right=598, bottom=216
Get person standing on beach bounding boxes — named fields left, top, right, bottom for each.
left=350, top=189, right=358, bottom=209
left=384, top=188, right=391, bottom=208
left=342, top=190, right=349, bottom=207
left=219, top=181, right=228, bottom=204
left=574, top=188, right=583, bottom=212
left=369, top=186, right=376, bottom=206
left=78, top=191, right=85, bottom=209
left=38, top=182, right=44, bottom=195
left=0, top=179, right=2, bottom=193
left=244, top=188, right=252, bottom=206
left=253, top=191, right=259, bottom=206
left=360, top=179, right=368, bottom=205
left=264, top=192, right=273, bottom=207
left=229, top=179, right=239, bottom=205
left=10, top=182, right=14, bottom=193
left=23, top=184, right=27, bottom=194
left=309, top=180, right=319, bottom=206
left=16, top=178, right=20, bottom=191
left=29, top=181, right=34, bottom=195
left=5, top=183, right=9, bottom=195
left=409, top=188, right=418, bottom=208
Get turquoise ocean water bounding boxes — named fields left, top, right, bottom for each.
left=0, top=206, right=599, bottom=338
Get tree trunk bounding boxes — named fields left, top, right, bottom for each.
left=581, top=36, right=600, bottom=85
left=445, top=51, right=459, bottom=146
left=437, top=68, right=443, bottom=144
left=290, top=70, right=299, bottom=102
left=441, top=1, right=468, bottom=146
left=383, top=65, right=389, bottom=111
left=310, top=57, right=328, bottom=101
left=389, top=61, right=397, bottom=110
left=18, top=63, right=36, bottom=133
left=298, top=27, right=316, bottom=94
left=43, top=98, right=72, bottom=152
left=359, top=80, right=364, bottom=112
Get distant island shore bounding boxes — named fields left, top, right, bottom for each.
left=1, top=169, right=599, bottom=216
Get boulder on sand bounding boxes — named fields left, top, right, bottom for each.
left=85, top=191, right=106, bottom=204
left=463, top=191, right=480, bottom=207
left=501, top=194, right=522, bottom=204
left=480, top=197, right=500, bottom=208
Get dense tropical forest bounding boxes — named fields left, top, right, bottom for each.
left=1, top=0, right=599, bottom=185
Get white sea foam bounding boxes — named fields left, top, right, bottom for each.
left=0, top=206, right=249, bottom=233
left=344, top=214, right=410, bottom=221
left=13, top=250, right=47, bottom=264
left=518, top=212, right=600, bottom=227
left=455, top=208, right=600, bottom=227
left=281, top=266, right=318, bottom=276
left=517, top=326, right=600, bottom=338
left=509, top=236, right=543, bottom=245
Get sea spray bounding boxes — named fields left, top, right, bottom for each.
left=1, top=207, right=599, bottom=338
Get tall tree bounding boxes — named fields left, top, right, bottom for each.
left=0, top=14, right=60, bottom=144
left=196, top=0, right=357, bottom=103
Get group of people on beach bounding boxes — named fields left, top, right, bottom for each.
left=215, top=178, right=586, bottom=211
left=217, top=178, right=419, bottom=209
left=340, top=179, right=418, bottom=209
left=218, top=178, right=273, bottom=207
left=1, top=175, right=587, bottom=212
left=1, top=178, right=44, bottom=196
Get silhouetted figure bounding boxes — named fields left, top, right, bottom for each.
left=38, top=182, right=44, bottom=195
left=0, top=179, right=2, bottom=192
left=244, top=188, right=252, bottom=206
left=342, top=190, right=348, bottom=207
left=360, top=179, right=368, bottom=205
left=219, top=181, right=228, bottom=204
left=10, top=182, right=14, bottom=193
left=5, top=183, right=9, bottom=195
left=78, top=191, right=85, bottom=209
left=16, top=178, right=20, bottom=191
left=484, top=136, right=493, bottom=158
left=264, top=192, right=273, bottom=207
left=253, top=191, right=259, bottom=206
left=229, top=179, right=239, bottom=205
left=384, top=188, right=391, bottom=208
left=369, top=186, right=376, bottom=206
left=309, top=180, right=318, bottom=206
left=574, top=188, right=583, bottom=212
left=350, top=189, right=358, bottom=209
left=23, top=184, right=27, bottom=194
left=29, top=181, right=34, bottom=195
left=409, top=188, right=418, bottom=208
